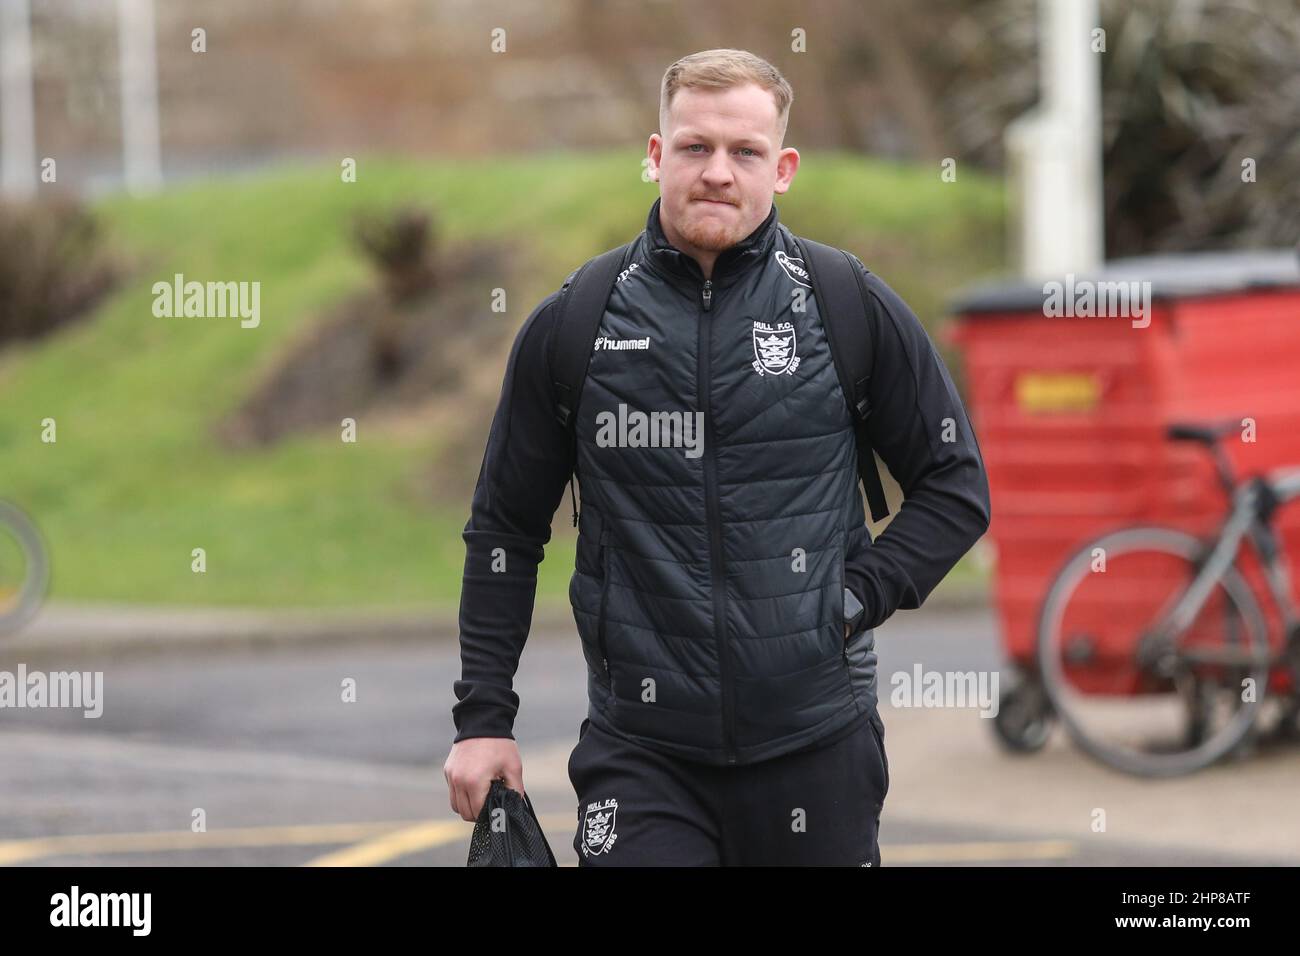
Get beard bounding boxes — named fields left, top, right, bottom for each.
left=677, top=201, right=747, bottom=251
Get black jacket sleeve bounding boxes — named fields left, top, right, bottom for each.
left=450, top=290, right=574, bottom=742
left=842, top=257, right=992, bottom=632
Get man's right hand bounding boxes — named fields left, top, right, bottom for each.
left=444, top=737, right=525, bottom=822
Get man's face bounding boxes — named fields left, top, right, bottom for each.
left=647, top=82, right=799, bottom=262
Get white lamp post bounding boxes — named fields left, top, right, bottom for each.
left=1005, top=0, right=1105, bottom=278
left=1, top=0, right=37, bottom=198
left=117, top=0, right=162, bottom=194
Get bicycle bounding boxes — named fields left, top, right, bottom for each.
left=995, top=418, right=1300, bottom=777
left=0, top=498, right=49, bottom=636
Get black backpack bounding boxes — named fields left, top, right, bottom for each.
left=547, top=235, right=891, bottom=528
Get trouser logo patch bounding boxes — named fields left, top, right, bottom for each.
left=581, top=798, right=619, bottom=856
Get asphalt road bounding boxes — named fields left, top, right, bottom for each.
left=1, top=605, right=1297, bottom=866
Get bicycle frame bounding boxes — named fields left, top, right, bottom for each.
left=1161, top=466, right=1300, bottom=652
left=1026, top=427, right=1300, bottom=776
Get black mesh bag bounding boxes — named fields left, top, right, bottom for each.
left=466, top=778, right=558, bottom=867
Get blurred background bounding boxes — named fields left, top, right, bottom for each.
left=0, top=0, right=1297, bottom=867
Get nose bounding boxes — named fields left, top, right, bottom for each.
left=701, top=151, right=734, bottom=191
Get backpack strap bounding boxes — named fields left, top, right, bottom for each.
left=549, top=241, right=635, bottom=430
left=797, top=237, right=892, bottom=523
left=548, top=240, right=636, bottom=525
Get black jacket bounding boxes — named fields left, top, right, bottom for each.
left=451, top=196, right=991, bottom=765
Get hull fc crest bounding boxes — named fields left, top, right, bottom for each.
left=581, top=797, right=619, bottom=856
left=752, top=320, right=800, bottom=376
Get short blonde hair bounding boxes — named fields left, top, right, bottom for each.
left=659, top=49, right=793, bottom=146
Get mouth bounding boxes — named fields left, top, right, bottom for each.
left=693, top=198, right=735, bottom=207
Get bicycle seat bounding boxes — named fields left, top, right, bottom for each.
left=1166, top=420, right=1241, bottom=445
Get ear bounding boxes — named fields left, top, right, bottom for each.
left=646, top=133, right=664, bottom=181
left=774, top=146, right=800, bottom=195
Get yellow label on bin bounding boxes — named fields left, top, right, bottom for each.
left=1015, top=372, right=1101, bottom=413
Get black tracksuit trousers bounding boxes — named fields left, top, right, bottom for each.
left=568, top=707, right=890, bottom=866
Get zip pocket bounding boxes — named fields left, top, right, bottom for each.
left=838, top=528, right=850, bottom=658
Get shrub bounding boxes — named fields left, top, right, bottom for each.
left=0, top=197, right=116, bottom=347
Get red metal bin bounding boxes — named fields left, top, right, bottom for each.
left=948, top=249, right=1300, bottom=694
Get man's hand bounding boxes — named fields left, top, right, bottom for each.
left=843, top=586, right=866, bottom=643
left=444, top=737, right=525, bottom=822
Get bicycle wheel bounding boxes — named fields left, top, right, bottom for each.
left=0, top=499, right=50, bottom=635
left=991, top=677, right=1054, bottom=754
left=1036, top=526, right=1271, bottom=777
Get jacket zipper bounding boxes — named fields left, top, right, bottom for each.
left=597, top=528, right=612, bottom=679
left=697, top=277, right=736, bottom=764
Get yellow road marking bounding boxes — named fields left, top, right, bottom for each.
left=884, top=840, right=1077, bottom=863
left=0, top=821, right=416, bottom=865
left=0, top=816, right=1073, bottom=866
left=0, top=814, right=578, bottom=866
left=305, top=813, right=576, bottom=866
left=304, top=822, right=463, bottom=866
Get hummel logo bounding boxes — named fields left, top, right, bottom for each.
left=594, top=335, right=650, bottom=351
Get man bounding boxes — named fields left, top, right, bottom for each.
left=444, top=48, right=991, bottom=866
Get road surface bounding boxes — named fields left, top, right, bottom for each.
left=1, top=605, right=1297, bottom=866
